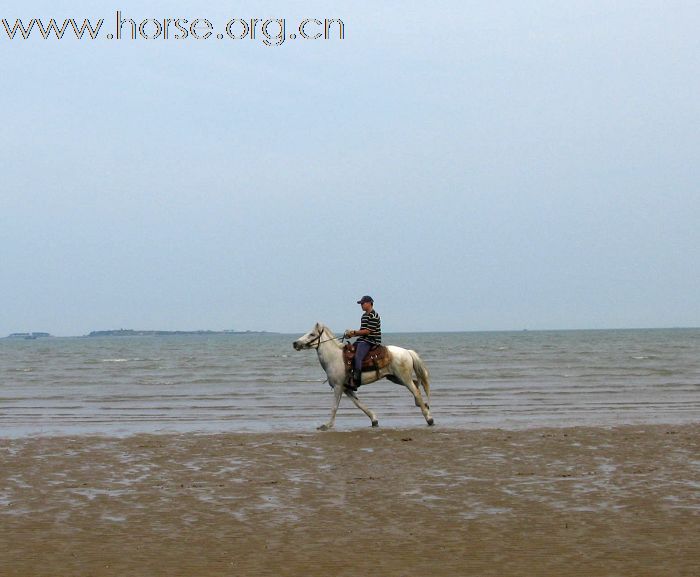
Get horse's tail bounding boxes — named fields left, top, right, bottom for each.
left=409, top=350, right=431, bottom=402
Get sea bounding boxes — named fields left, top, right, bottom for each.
left=1, top=329, right=698, bottom=437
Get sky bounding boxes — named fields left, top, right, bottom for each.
left=2, top=1, right=699, bottom=335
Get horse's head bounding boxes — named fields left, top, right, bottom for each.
left=293, top=322, right=326, bottom=350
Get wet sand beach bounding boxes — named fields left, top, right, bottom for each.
left=1, top=424, right=698, bottom=577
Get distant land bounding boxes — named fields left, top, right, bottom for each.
left=85, top=330, right=273, bottom=337
left=4, top=332, right=53, bottom=340
left=3, top=330, right=274, bottom=339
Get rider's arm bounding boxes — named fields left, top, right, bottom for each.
left=350, top=328, right=370, bottom=337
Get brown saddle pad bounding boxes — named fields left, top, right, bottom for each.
left=343, top=343, right=392, bottom=372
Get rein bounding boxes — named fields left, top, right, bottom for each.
left=306, top=327, right=344, bottom=349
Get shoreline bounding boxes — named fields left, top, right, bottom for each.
left=2, top=413, right=699, bottom=440
left=2, top=423, right=698, bottom=576
left=1, top=418, right=699, bottom=440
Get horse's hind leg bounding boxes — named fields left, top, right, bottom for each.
left=388, top=374, right=425, bottom=407
left=412, top=379, right=429, bottom=409
left=398, top=369, right=434, bottom=426
left=345, top=391, right=379, bottom=427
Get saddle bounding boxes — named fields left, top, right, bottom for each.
left=343, top=343, right=392, bottom=376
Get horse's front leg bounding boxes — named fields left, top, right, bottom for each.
left=318, top=383, right=343, bottom=431
left=345, top=390, right=379, bottom=427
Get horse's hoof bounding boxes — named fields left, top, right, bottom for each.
left=427, top=418, right=434, bottom=426
left=317, top=424, right=329, bottom=431
left=371, top=420, right=379, bottom=427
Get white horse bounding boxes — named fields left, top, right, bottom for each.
left=293, top=322, right=434, bottom=430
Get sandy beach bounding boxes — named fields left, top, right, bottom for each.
left=1, top=424, right=698, bottom=576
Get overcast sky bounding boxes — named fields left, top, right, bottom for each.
left=2, top=1, right=699, bottom=335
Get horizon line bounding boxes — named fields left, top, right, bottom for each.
left=4, top=325, right=700, bottom=339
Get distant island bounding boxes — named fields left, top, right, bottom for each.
left=4, top=332, right=53, bottom=340
left=4, top=330, right=274, bottom=339
left=86, top=329, right=273, bottom=337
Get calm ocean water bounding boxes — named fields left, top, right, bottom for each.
left=1, top=329, right=698, bottom=437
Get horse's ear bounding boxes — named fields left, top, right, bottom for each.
left=314, top=321, right=322, bottom=331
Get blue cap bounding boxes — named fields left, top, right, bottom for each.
left=357, top=295, right=374, bottom=304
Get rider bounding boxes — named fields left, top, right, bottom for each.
left=345, top=295, right=382, bottom=390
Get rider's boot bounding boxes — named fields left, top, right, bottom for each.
left=347, top=369, right=360, bottom=391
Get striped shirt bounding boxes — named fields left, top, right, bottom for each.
left=359, top=309, right=381, bottom=345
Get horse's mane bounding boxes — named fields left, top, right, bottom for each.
left=318, top=323, right=344, bottom=349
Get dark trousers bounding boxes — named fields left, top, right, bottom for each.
left=354, top=340, right=372, bottom=377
